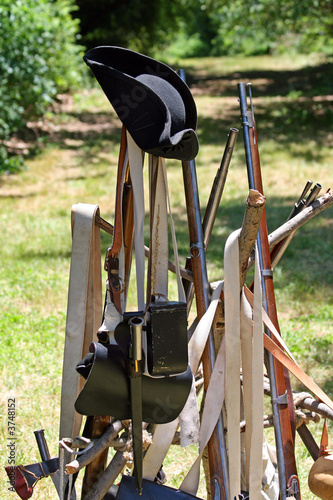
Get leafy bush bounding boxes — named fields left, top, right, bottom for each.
left=163, top=0, right=333, bottom=58
left=0, top=0, right=84, bottom=173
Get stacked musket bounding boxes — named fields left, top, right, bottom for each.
left=6, top=47, right=333, bottom=500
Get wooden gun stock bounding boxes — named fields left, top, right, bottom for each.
left=238, top=82, right=301, bottom=500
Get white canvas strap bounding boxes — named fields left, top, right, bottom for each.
left=127, top=133, right=186, bottom=309
left=147, top=154, right=186, bottom=304
left=224, top=230, right=264, bottom=500
left=60, top=203, right=102, bottom=441
left=247, top=247, right=264, bottom=500
left=180, top=230, right=264, bottom=498
left=224, top=229, right=242, bottom=499
left=127, top=130, right=187, bottom=312
left=148, top=154, right=169, bottom=301
left=127, top=132, right=146, bottom=311
left=180, top=335, right=226, bottom=494
left=160, top=155, right=186, bottom=303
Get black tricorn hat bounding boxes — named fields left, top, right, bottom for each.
left=83, top=46, right=199, bottom=161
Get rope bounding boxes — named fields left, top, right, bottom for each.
left=123, top=426, right=153, bottom=464
left=295, top=409, right=321, bottom=428
left=293, top=391, right=321, bottom=428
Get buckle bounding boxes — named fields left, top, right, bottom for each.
left=104, top=247, right=112, bottom=271
left=105, top=249, right=123, bottom=293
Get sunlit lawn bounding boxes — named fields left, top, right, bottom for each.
left=0, top=53, right=332, bottom=499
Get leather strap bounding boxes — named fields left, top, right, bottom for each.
left=244, top=286, right=333, bottom=412
left=107, top=127, right=127, bottom=258
left=60, top=203, right=102, bottom=442
left=6, top=465, right=33, bottom=500
left=6, top=459, right=59, bottom=500
left=319, top=419, right=329, bottom=456
left=244, top=286, right=296, bottom=364
left=106, top=127, right=128, bottom=314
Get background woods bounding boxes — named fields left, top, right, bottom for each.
left=0, top=0, right=332, bottom=173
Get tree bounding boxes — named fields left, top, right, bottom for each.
left=180, top=0, right=333, bottom=55
left=0, top=0, right=84, bottom=172
left=73, top=0, right=181, bottom=54
left=73, top=0, right=332, bottom=58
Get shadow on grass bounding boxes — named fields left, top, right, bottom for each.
left=196, top=97, right=332, bottom=149
left=47, top=110, right=123, bottom=155
left=184, top=62, right=333, bottom=98
left=7, top=59, right=331, bottom=174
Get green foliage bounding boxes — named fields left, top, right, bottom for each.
left=212, top=0, right=333, bottom=56
left=0, top=0, right=84, bottom=173
left=164, top=0, right=333, bottom=58
left=73, top=0, right=181, bottom=54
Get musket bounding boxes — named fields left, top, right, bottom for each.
left=180, top=66, right=229, bottom=500
left=238, top=82, right=301, bottom=499
left=183, top=127, right=239, bottom=311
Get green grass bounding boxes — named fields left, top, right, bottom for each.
left=0, top=53, right=332, bottom=499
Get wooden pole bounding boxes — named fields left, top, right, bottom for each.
left=65, top=420, right=124, bottom=475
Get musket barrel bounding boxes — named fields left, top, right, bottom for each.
left=238, top=82, right=300, bottom=500
left=202, top=127, right=238, bottom=248
left=180, top=68, right=229, bottom=499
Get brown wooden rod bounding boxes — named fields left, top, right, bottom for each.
left=268, top=189, right=332, bottom=249
left=297, top=423, right=320, bottom=462
left=214, top=188, right=265, bottom=327
left=270, top=183, right=322, bottom=269
left=238, top=189, right=265, bottom=289
left=65, top=420, right=124, bottom=475
left=83, top=451, right=127, bottom=500
left=202, top=128, right=239, bottom=248
left=81, top=416, right=112, bottom=497
left=246, top=190, right=333, bottom=270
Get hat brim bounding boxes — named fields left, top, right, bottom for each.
left=84, top=46, right=199, bottom=161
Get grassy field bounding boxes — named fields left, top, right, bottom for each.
left=0, top=53, right=332, bottom=499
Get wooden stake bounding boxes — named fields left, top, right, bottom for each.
left=65, top=420, right=124, bottom=475
left=239, top=189, right=265, bottom=288
left=82, top=452, right=127, bottom=500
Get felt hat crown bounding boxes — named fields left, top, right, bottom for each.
left=83, top=46, right=199, bottom=161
